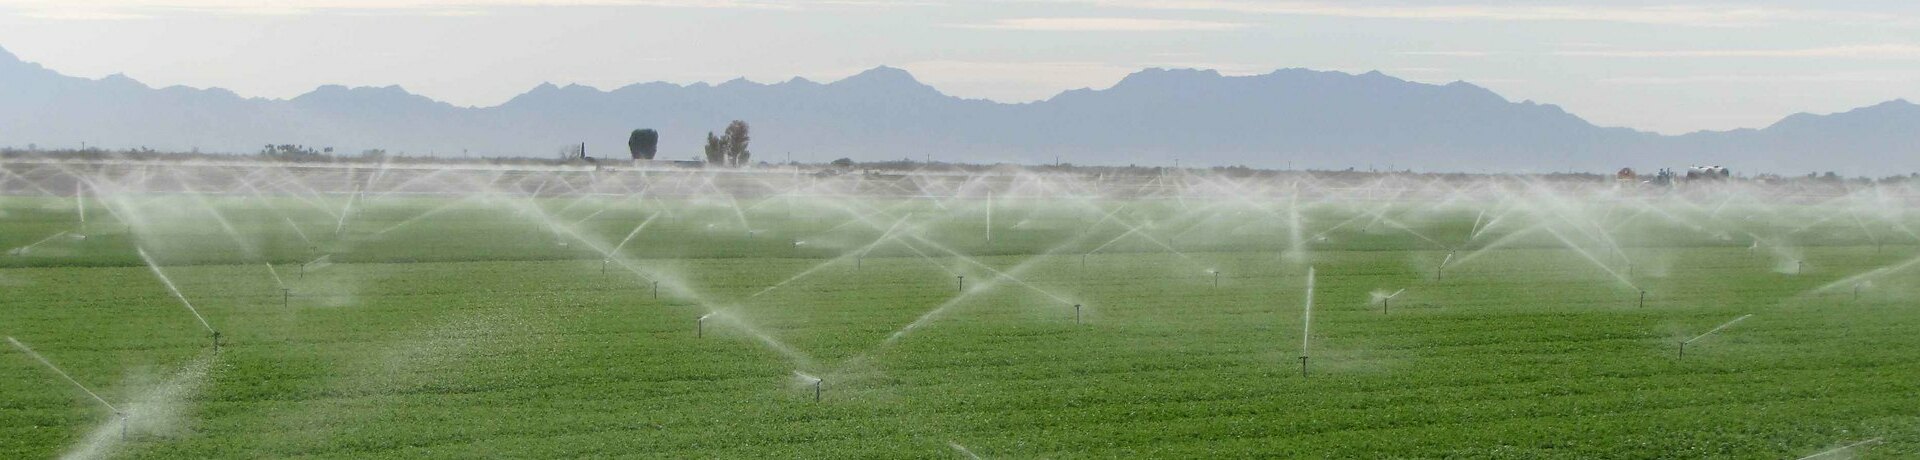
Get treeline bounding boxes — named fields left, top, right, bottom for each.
left=5, top=146, right=1918, bottom=185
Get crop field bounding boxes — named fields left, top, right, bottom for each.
left=3, top=164, right=1919, bottom=458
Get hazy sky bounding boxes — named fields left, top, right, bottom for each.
left=2, top=1, right=1917, bottom=134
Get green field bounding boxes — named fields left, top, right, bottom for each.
left=3, top=185, right=1918, bottom=458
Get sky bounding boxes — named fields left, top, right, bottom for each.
left=1, top=0, right=1917, bottom=134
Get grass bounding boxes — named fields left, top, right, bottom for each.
left=1, top=192, right=1917, bottom=458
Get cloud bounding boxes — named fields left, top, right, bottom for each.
left=897, top=60, right=1139, bottom=101
left=1557, top=44, right=1920, bottom=59
left=0, top=0, right=865, bottom=18
left=957, top=17, right=1249, bottom=31
left=897, top=59, right=1274, bottom=101
left=1060, top=1, right=1913, bottom=27
left=1597, top=72, right=1920, bottom=85
left=1395, top=51, right=1492, bottom=58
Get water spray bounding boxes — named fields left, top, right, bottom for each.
left=1680, top=314, right=1753, bottom=359
left=1436, top=250, right=1455, bottom=281
left=984, top=190, right=993, bottom=243
left=1794, top=437, right=1883, bottom=460
left=75, top=181, right=88, bottom=236
left=949, top=441, right=983, bottom=459
left=136, top=248, right=218, bottom=341
left=1300, top=266, right=1315, bottom=378
left=7, top=337, right=127, bottom=439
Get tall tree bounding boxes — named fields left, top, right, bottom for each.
left=703, top=132, right=727, bottom=164
left=724, top=120, right=750, bottom=167
left=628, top=129, right=658, bottom=160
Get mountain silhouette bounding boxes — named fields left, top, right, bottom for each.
left=1, top=44, right=1914, bottom=174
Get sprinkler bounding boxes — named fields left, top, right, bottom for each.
left=1074, top=304, right=1082, bottom=324
left=282, top=288, right=291, bottom=308
left=1210, top=269, right=1220, bottom=288
left=1299, top=356, right=1309, bottom=378
left=601, top=259, right=608, bottom=275
left=118, top=411, right=128, bottom=440
left=1381, top=289, right=1405, bottom=314
left=652, top=281, right=659, bottom=300
left=1638, top=290, right=1646, bottom=308
left=1796, top=260, right=1804, bottom=275
left=211, top=330, right=222, bottom=351
left=1679, top=314, right=1753, bottom=360
left=956, top=275, right=965, bottom=292
left=697, top=314, right=709, bottom=338
left=795, top=371, right=824, bottom=402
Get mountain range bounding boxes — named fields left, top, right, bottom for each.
left=2, top=44, right=1915, bottom=175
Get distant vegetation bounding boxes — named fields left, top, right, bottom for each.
left=702, top=120, right=752, bottom=167
left=5, top=146, right=1919, bottom=187
left=628, top=129, right=658, bottom=160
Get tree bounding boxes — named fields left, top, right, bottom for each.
left=723, top=120, right=751, bottom=167
left=628, top=129, right=658, bottom=160
left=830, top=158, right=854, bottom=168
left=703, top=132, right=727, bottom=164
